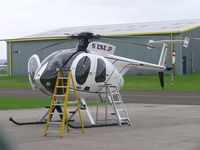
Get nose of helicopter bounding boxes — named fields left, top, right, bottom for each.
left=34, top=62, right=48, bottom=88
left=29, top=49, right=82, bottom=95
left=28, top=54, right=41, bottom=90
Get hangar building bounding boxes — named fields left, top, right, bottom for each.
left=6, top=19, right=200, bottom=76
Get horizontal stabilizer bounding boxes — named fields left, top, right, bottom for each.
left=148, top=37, right=189, bottom=49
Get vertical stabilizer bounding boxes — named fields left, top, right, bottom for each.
left=158, top=42, right=168, bottom=67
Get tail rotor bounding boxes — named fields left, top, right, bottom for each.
left=158, top=72, right=164, bottom=90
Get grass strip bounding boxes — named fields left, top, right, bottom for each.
left=0, top=73, right=200, bottom=91
left=0, top=97, right=50, bottom=110
left=0, top=97, right=107, bottom=110
left=0, top=71, right=7, bottom=75
left=122, top=74, right=200, bottom=91
left=0, top=76, right=31, bottom=88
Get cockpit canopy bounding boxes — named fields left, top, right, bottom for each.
left=39, top=49, right=81, bottom=79
left=35, top=49, right=82, bottom=93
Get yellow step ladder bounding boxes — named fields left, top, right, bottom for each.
left=44, top=70, right=85, bottom=137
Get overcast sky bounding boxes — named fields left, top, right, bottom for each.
left=0, top=0, right=200, bottom=59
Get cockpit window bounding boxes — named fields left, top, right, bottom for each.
left=95, top=58, right=106, bottom=82
left=40, top=51, right=59, bottom=67
left=75, top=56, right=91, bottom=85
left=39, top=49, right=81, bottom=94
left=35, top=51, right=59, bottom=77
left=47, top=51, right=69, bottom=71
left=40, top=49, right=77, bottom=79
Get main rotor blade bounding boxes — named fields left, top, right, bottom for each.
left=100, top=35, right=144, bottom=38
left=100, top=37, right=158, bottom=49
left=35, top=39, right=74, bottom=51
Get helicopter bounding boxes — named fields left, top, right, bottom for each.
left=25, top=32, right=190, bottom=126
left=6, top=32, right=190, bottom=126
left=28, top=32, right=189, bottom=96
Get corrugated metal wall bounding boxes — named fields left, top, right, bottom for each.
left=7, top=33, right=188, bottom=76
left=8, top=39, right=78, bottom=76
left=182, top=28, right=200, bottom=74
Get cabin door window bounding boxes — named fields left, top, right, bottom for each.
left=95, top=58, right=106, bottom=83
left=75, top=56, right=91, bottom=85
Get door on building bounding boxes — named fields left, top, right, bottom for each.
left=182, top=56, right=187, bottom=74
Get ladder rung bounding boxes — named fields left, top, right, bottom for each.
left=48, top=121, right=62, bottom=125
left=117, top=109, right=126, bottom=112
left=58, top=77, right=68, bottom=79
left=56, top=86, right=67, bottom=88
left=120, top=117, right=128, bottom=121
left=52, top=103, right=64, bottom=106
left=114, top=92, right=120, bottom=95
left=54, top=94, right=66, bottom=97
left=114, top=101, right=123, bottom=103
left=50, top=112, right=64, bottom=115
left=68, top=101, right=78, bottom=104
left=46, top=130, right=60, bottom=133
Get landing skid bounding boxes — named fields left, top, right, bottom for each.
left=68, top=122, right=118, bottom=129
left=9, top=116, right=120, bottom=127
left=9, top=106, right=62, bottom=126
left=9, top=117, right=46, bottom=125
left=9, top=99, right=123, bottom=128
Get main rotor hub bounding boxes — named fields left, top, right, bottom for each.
left=76, top=32, right=98, bottom=51
left=77, top=32, right=95, bottom=39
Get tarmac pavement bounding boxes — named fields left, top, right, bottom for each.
left=0, top=104, right=200, bottom=150
left=0, top=88, right=200, bottom=105
left=0, top=88, right=200, bottom=150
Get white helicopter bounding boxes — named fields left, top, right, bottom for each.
left=28, top=32, right=189, bottom=94
left=25, top=32, right=190, bottom=126
left=10, top=32, right=189, bottom=126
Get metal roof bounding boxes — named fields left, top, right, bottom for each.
left=10, top=19, right=200, bottom=41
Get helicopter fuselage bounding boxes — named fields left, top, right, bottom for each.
left=32, top=49, right=124, bottom=100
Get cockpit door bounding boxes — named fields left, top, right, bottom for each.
left=28, top=54, right=41, bottom=89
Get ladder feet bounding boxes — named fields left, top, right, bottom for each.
left=68, top=119, right=75, bottom=122
left=80, top=104, right=86, bottom=110
left=69, top=111, right=76, bottom=114
left=111, top=113, right=116, bottom=115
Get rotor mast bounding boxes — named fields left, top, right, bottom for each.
left=76, top=32, right=96, bottom=51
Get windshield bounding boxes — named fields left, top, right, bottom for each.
left=34, top=51, right=59, bottom=77
left=39, top=49, right=82, bottom=94
left=41, top=49, right=77, bottom=79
